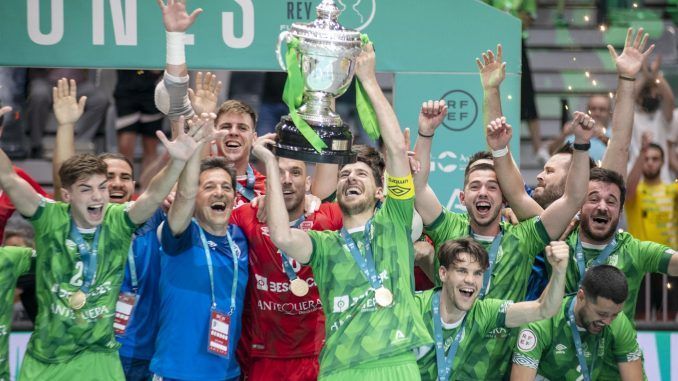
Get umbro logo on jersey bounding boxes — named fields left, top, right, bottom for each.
left=255, top=274, right=268, bottom=291
left=393, top=330, right=407, bottom=343
left=207, top=240, right=217, bottom=249
left=555, top=344, right=567, bottom=354
left=333, top=295, right=349, bottom=313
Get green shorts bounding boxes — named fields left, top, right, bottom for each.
left=20, top=350, right=124, bottom=381
left=320, top=351, right=421, bottom=381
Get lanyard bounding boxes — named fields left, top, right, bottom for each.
left=469, top=227, right=503, bottom=298
left=196, top=221, right=240, bottom=315
left=340, top=219, right=383, bottom=290
left=432, top=290, right=467, bottom=381
left=567, top=297, right=598, bottom=381
left=235, top=164, right=256, bottom=201
left=575, top=236, right=617, bottom=286
left=126, top=244, right=138, bottom=292
left=279, top=216, right=306, bottom=282
left=69, top=219, right=101, bottom=293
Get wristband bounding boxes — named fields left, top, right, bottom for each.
left=618, top=75, right=636, bottom=82
left=166, top=31, right=186, bottom=65
left=491, top=146, right=509, bottom=158
left=418, top=131, right=434, bottom=138
left=573, top=142, right=591, bottom=151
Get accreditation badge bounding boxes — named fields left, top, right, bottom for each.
left=114, top=292, right=138, bottom=335
left=207, top=310, right=231, bottom=358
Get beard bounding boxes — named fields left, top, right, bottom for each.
left=470, top=205, right=502, bottom=227
left=643, top=168, right=661, bottom=181
left=338, top=195, right=374, bottom=216
left=580, top=213, right=620, bottom=242
left=532, top=182, right=565, bottom=209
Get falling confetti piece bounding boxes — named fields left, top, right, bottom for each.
left=585, top=71, right=590, bottom=78
left=584, top=15, right=590, bottom=22
left=592, top=80, right=597, bottom=86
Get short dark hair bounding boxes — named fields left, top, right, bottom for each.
left=581, top=265, right=628, bottom=304
left=216, top=99, right=258, bottom=131
left=463, top=151, right=495, bottom=187
left=555, top=143, right=597, bottom=169
left=646, top=143, right=665, bottom=161
left=347, top=144, right=385, bottom=188
left=589, top=167, right=626, bottom=207
left=98, top=152, right=135, bottom=177
left=59, top=154, right=108, bottom=188
left=438, top=238, right=489, bottom=270
left=199, top=157, right=237, bottom=190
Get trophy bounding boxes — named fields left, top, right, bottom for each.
left=274, top=0, right=364, bottom=164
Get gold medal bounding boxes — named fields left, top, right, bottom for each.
left=374, top=287, right=393, bottom=307
left=290, top=278, right=309, bottom=297
left=69, top=290, right=87, bottom=310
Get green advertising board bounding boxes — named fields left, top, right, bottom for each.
left=0, top=0, right=522, bottom=207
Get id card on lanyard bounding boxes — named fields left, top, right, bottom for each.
left=115, top=244, right=139, bottom=335
left=196, top=221, right=240, bottom=358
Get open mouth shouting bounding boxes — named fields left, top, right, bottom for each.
left=475, top=200, right=492, bottom=216
left=458, top=286, right=475, bottom=301
left=87, top=204, right=104, bottom=221
left=343, top=184, right=363, bottom=199
left=222, top=140, right=242, bottom=151
left=210, top=201, right=228, bottom=213
left=590, top=213, right=610, bottom=229
left=109, top=189, right=127, bottom=202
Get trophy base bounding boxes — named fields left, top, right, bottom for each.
left=272, top=115, right=357, bottom=165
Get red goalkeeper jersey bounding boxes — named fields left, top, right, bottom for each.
left=231, top=202, right=343, bottom=358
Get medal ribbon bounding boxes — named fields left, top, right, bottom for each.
left=69, top=219, right=102, bottom=294
left=126, top=244, right=139, bottom=293
left=432, top=289, right=467, bottom=381
left=469, top=227, right=503, bottom=298
left=567, top=297, right=599, bottom=381
left=279, top=216, right=306, bottom=282
left=575, top=236, right=617, bottom=287
left=196, top=221, right=240, bottom=315
left=340, top=219, right=383, bottom=290
left=235, top=164, right=257, bottom=201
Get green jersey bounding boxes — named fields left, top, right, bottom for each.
left=556, top=229, right=674, bottom=321
left=413, top=288, right=511, bottom=381
left=0, top=246, right=33, bottom=380
left=28, top=200, right=136, bottom=362
left=513, top=296, right=642, bottom=381
left=308, top=195, right=431, bottom=376
left=424, top=211, right=550, bottom=379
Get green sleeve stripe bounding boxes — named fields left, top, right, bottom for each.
left=425, top=210, right=447, bottom=230
left=534, top=218, right=551, bottom=245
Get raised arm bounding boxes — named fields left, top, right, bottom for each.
left=310, top=163, right=338, bottom=201
left=127, top=116, right=208, bottom=225
left=0, top=107, right=41, bottom=217
left=166, top=115, right=212, bottom=235
left=626, top=132, right=651, bottom=201
left=413, top=101, right=447, bottom=224
left=505, top=241, right=568, bottom=327
left=253, top=134, right=313, bottom=264
left=539, top=112, right=594, bottom=239
left=354, top=44, right=409, bottom=178
left=155, top=0, right=203, bottom=120
left=486, top=117, right=543, bottom=220
left=477, top=44, right=506, bottom=126
left=52, top=78, right=86, bottom=201
left=602, top=28, right=654, bottom=180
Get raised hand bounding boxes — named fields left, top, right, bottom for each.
left=156, top=0, right=203, bottom=32
left=545, top=241, right=569, bottom=274
left=571, top=111, right=595, bottom=143
left=476, top=44, right=506, bottom=90
left=486, top=116, right=513, bottom=151
left=607, top=27, right=654, bottom=78
left=418, top=100, right=447, bottom=136
left=53, top=78, right=86, bottom=126
left=252, top=133, right=277, bottom=162
left=157, top=115, right=208, bottom=163
left=355, top=43, right=376, bottom=83
left=189, top=71, right=223, bottom=115
left=0, top=106, right=12, bottom=138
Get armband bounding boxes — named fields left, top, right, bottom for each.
left=387, top=174, right=415, bottom=200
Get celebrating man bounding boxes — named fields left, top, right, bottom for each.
left=261, top=44, right=432, bottom=380
left=414, top=238, right=570, bottom=380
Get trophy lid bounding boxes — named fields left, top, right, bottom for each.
left=289, top=0, right=362, bottom=48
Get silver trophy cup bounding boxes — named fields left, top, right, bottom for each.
left=274, top=0, right=362, bottom=164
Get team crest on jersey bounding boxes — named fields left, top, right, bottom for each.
left=606, top=254, right=618, bottom=267
left=333, top=295, right=350, bottom=313
left=255, top=274, right=268, bottom=291
left=517, top=329, right=537, bottom=351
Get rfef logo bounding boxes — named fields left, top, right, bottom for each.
left=439, top=90, right=478, bottom=132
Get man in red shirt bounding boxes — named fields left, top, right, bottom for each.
left=231, top=152, right=342, bottom=381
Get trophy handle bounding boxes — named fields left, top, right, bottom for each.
left=275, top=31, right=290, bottom=71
